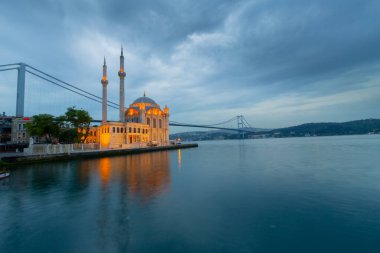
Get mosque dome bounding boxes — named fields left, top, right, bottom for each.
left=132, top=96, right=158, bottom=105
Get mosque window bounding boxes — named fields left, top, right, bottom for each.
left=147, top=118, right=150, bottom=126
left=133, top=128, right=136, bottom=133
left=121, top=128, right=123, bottom=133
left=138, top=128, right=140, bottom=133
left=117, top=127, right=119, bottom=133
left=129, top=127, right=132, bottom=133
left=112, top=127, right=115, bottom=133
left=159, top=119, right=162, bottom=128
left=153, top=119, right=156, bottom=128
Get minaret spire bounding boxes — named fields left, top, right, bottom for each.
left=118, top=46, right=126, bottom=122
left=101, top=57, right=109, bottom=123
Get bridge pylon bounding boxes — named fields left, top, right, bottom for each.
left=16, top=63, right=25, bottom=117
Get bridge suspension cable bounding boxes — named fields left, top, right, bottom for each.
left=0, top=62, right=121, bottom=110
left=0, top=63, right=21, bottom=68
left=25, top=64, right=120, bottom=108
left=170, top=116, right=239, bottom=127
left=0, top=67, right=19, bottom=72
left=25, top=69, right=118, bottom=110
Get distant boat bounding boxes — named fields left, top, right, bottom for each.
left=0, top=169, right=10, bottom=179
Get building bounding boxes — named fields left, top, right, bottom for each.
left=85, top=48, right=170, bottom=149
left=0, top=113, right=31, bottom=151
left=0, top=114, right=12, bottom=144
left=11, top=117, right=31, bottom=144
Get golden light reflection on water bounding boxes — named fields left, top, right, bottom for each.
left=125, top=152, right=170, bottom=199
left=178, top=149, right=182, bottom=170
left=81, top=151, right=171, bottom=200
left=99, top=157, right=111, bottom=187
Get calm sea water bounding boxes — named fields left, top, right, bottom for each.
left=1, top=135, right=380, bottom=253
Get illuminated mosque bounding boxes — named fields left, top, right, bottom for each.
left=86, top=48, right=170, bottom=148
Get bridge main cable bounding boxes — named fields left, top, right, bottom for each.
left=0, top=63, right=21, bottom=68
left=26, top=70, right=119, bottom=109
left=26, top=64, right=120, bottom=107
left=0, top=67, right=19, bottom=72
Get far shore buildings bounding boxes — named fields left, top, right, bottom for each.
left=85, top=48, right=170, bottom=149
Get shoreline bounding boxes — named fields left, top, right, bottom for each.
left=1, top=143, right=198, bottom=167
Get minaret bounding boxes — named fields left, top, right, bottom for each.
left=101, top=57, right=109, bottom=123
left=118, top=46, right=126, bottom=122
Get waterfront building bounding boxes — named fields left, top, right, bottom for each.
left=0, top=114, right=31, bottom=144
left=11, top=117, right=31, bottom=144
left=0, top=114, right=12, bottom=144
left=0, top=114, right=32, bottom=151
left=85, top=48, right=170, bottom=149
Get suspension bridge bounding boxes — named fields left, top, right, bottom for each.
left=0, top=62, right=256, bottom=135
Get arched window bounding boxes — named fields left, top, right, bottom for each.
left=153, top=118, right=156, bottom=128
left=147, top=117, right=150, bottom=126
left=159, top=119, right=162, bottom=128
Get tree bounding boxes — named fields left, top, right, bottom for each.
left=59, top=107, right=93, bottom=143
left=25, top=114, right=60, bottom=143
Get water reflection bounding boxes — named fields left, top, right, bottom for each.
left=124, top=152, right=171, bottom=199
left=80, top=152, right=171, bottom=252
left=178, top=149, right=182, bottom=170
left=99, top=157, right=111, bottom=187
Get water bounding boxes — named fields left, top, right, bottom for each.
left=1, top=135, right=380, bottom=253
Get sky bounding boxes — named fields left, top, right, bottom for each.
left=1, top=0, right=380, bottom=131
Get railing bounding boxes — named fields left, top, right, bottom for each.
left=23, top=141, right=171, bottom=155
left=24, top=143, right=100, bottom=155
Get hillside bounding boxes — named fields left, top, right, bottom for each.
left=170, top=119, right=380, bottom=141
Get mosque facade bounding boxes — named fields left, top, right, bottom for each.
left=85, top=48, right=170, bottom=149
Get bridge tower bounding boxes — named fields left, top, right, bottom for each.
left=101, top=57, right=109, bottom=123
left=118, top=46, right=126, bottom=122
left=16, top=63, right=25, bottom=117
left=237, top=115, right=246, bottom=139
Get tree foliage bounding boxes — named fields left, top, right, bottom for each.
left=25, top=107, right=93, bottom=144
left=25, top=114, right=60, bottom=143
left=59, top=107, right=93, bottom=143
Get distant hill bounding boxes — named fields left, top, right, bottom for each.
left=263, top=119, right=380, bottom=137
left=170, top=119, right=380, bottom=141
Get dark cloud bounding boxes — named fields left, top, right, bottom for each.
left=0, top=0, right=380, bottom=129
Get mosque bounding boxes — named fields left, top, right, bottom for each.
left=85, top=48, right=170, bottom=149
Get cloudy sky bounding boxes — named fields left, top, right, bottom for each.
left=1, top=0, right=380, bottom=131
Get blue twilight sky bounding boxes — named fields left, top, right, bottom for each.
left=1, top=0, right=380, bottom=131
